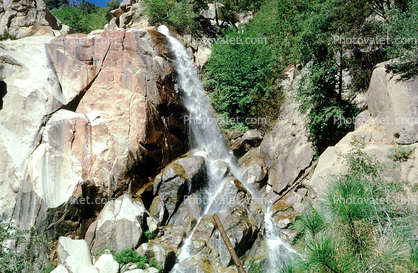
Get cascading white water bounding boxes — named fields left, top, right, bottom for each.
left=157, top=25, right=297, bottom=272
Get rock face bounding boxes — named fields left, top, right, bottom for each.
left=259, top=67, right=315, bottom=203
left=0, top=0, right=63, bottom=38
left=368, top=61, right=418, bottom=144
left=105, top=0, right=148, bottom=30
left=1, top=28, right=188, bottom=239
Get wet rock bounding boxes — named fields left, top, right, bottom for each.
left=186, top=176, right=263, bottom=267
left=230, top=130, right=244, bottom=140
left=175, top=256, right=237, bottom=273
left=86, top=194, right=146, bottom=253
left=137, top=240, right=176, bottom=272
left=231, top=130, right=263, bottom=157
left=168, top=193, right=201, bottom=236
left=240, top=157, right=267, bottom=185
left=210, top=160, right=230, bottom=179
left=154, top=155, right=206, bottom=221
left=57, top=237, right=98, bottom=273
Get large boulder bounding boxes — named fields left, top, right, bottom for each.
left=368, top=61, right=418, bottom=144
left=2, top=28, right=188, bottom=240
left=85, top=194, right=147, bottom=253
left=94, top=253, right=120, bottom=273
left=153, top=155, right=206, bottom=221
left=0, top=0, right=63, bottom=38
left=56, top=236, right=99, bottom=273
left=307, top=118, right=413, bottom=199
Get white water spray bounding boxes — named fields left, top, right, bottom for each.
left=157, top=25, right=296, bottom=272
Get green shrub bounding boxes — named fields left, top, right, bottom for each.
left=149, top=257, right=163, bottom=272
left=384, top=0, right=418, bottom=75
left=144, top=230, right=153, bottom=240
left=0, top=217, right=55, bottom=273
left=388, top=145, right=413, bottom=162
left=114, top=248, right=143, bottom=264
left=204, top=26, right=277, bottom=131
left=248, top=258, right=264, bottom=273
left=142, top=0, right=205, bottom=34
left=50, top=0, right=118, bottom=34
left=137, top=255, right=148, bottom=269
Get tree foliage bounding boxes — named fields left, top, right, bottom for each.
left=49, top=0, right=119, bottom=34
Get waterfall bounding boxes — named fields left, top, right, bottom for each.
left=157, top=25, right=297, bottom=272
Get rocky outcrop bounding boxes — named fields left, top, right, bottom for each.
left=85, top=194, right=147, bottom=253
left=259, top=67, right=315, bottom=203
left=368, top=61, right=418, bottom=144
left=105, top=0, right=148, bottom=30
left=1, top=28, right=188, bottom=240
left=0, top=0, right=66, bottom=38
left=231, top=129, right=263, bottom=157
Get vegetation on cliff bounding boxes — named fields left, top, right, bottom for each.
left=204, top=0, right=418, bottom=154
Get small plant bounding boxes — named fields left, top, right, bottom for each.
left=144, top=230, right=154, bottom=240
left=95, top=246, right=113, bottom=256
left=388, top=145, right=413, bottom=162
left=41, top=265, right=57, bottom=273
left=248, top=258, right=264, bottom=273
left=114, top=248, right=143, bottom=264
left=137, top=255, right=148, bottom=269
left=149, top=257, right=163, bottom=272
left=114, top=248, right=164, bottom=271
left=0, top=30, right=16, bottom=41
left=0, top=216, right=55, bottom=273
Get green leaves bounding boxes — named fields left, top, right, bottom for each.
left=51, top=3, right=108, bottom=34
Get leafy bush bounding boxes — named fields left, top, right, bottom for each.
left=149, top=257, right=163, bottom=272
left=384, top=0, right=418, bottom=75
left=114, top=248, right=163, bottom=271
left=204, top=24, right=278, bottom=132
left=388, top=145, right=413, bottom=162
left=50, top=0, right=119, bottom=34
left=142, top=0, right=205, bottom=34
left=144, top=230, right=152, bottom=240
left=114, top=248, right=142, bottom=264
left=137, top=255, right=148, bottom=269
left=0, top=216, right=55, bottom=273
left=292, top=138, right=418, bottom=272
